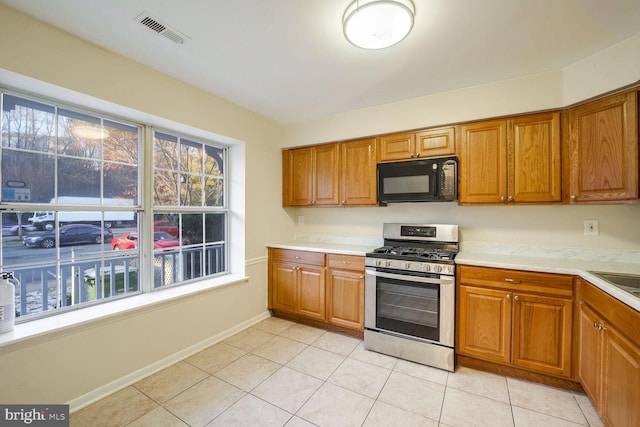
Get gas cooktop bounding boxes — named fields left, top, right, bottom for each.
left=369, top=245, right=457, bottom=262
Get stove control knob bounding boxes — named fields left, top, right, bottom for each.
left=424, top=264, right=431, bottom=272
left=385, top=260, right=391, bottom=268
left=435, top=265, right=442, bottom=273
left=405, top=262, right=411, bottom=270
left=376, top=260, right=383, bottom=267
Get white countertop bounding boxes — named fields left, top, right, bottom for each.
left=456, top=251, right=640, bottom=312
left=267, top=240, right=378, bottom=257
left=267, top=238, right=640, bottom=312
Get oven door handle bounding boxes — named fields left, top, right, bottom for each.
left=365, top=268, right=454, bottom=285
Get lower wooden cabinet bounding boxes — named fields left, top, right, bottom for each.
left=268, top=248, right=365, bottom=333
left=326, top=254, right=365, bottom=331
left=578, top=279, right=640, bottom=427
left=457, top=265, right=574, bottom=378
left=269, top=248, right=326, bottom=321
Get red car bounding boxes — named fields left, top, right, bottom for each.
left=111, top=231, right=179, bottom=250
left=153, top=220, right=179, bottom=237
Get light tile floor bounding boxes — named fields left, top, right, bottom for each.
left=71, top=317, right=605, bottom=427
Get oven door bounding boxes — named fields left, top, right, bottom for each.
left=365, top=268, right=454, bottom=347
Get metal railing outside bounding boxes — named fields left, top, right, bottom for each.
left=9, top=243, right=225, bottom=319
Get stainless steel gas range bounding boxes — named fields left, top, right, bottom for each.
left=364, top=223, right=459, bottom=372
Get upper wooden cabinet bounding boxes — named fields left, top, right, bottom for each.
left=340, top=137, right=378, bottom=206
left=282, top=144, right=340, bottom=207
left=282, top=138, right=377, bottom=207
left=378, top=126, right=455, bottom=162
left=566, top=90, right=639, bottom=203
left=458, top=112, right=561, bottom=204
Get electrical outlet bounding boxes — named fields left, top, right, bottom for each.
left=297, top=215, right=304, bottom=225
left=584, top=219, right=599, bottom=236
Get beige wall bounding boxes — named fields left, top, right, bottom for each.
left=0, top=4, right=289, bottom=407
left=1, top=3, right=639, bottom=409
left=280, top=32, right=640, bottom=251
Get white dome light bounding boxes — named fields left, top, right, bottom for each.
left=343, top=0, right=415, bottom=50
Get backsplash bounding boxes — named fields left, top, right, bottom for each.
left=293, top=233, right=382, bottom=248
left=461, top=241, right=640, bottom=265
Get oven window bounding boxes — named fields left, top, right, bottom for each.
left=376, top=278, right=439, bottom=342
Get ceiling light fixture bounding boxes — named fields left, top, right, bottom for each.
left=343, top=0, right=415, bottom=50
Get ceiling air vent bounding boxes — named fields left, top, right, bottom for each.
left=135, top=12, right=190, bottom=44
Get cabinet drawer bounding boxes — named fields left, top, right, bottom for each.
left=270, top=248, right=325, bottom=266
left=327, top=254, right=365, bottom=271
left=458, top=265, right=573, bottom=297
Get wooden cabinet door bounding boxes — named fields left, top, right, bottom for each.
left=457, top=285, right=511, bottom=364
left=568, top=91, right=638, bottom=202
left=508, top=112, right=562, bottom=203
left=378, top=132, right=415, bottom=162
left=511, top=293, right=573, bottom=377
left=415, top=126, right=456, bottom=158
left=297, top=266, right=326, bottom=321
left=283, top=147, right=313, bottom=206
left=313, top=143, right=340, bottom=206
left=340, top=137, right=377, bottom=205
left=601, top=324, right=640, bottom=427
left=578, top=303, right=603, bottom=408
left=327, top=269, right=364, bottom=330
left=458, top=120, right=508, bottom=204
left=271, top=262, right=298, bottom=313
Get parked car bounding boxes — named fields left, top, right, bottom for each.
left=153, top=220, right=179, bottom=237
left=23, top=224, right=113, bottom=248
left=1, top=218, right=34, bottom=236
left=111, top=231, right=179, bottom=250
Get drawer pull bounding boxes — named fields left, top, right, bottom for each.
left=505, top=278, right=522, bottom=284
left=294, top=256, right=301, bottom=259
left=342, top=261, right=352, bottom=265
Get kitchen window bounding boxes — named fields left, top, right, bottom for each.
left=152, top=131, right=227, bottom=287
left=0, top=91, right=229, bottom=322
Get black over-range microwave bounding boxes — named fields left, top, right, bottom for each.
left=377, top=156, right=458, bottom=203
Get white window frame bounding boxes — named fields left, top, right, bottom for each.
left=0, top=77, right=244, bottom=329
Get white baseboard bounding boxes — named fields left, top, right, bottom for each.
left=67, top=310, right=272, bottom=412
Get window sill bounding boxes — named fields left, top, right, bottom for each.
left=0, top=274, right=250, bottom=354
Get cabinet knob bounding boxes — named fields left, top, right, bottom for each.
left=410, top=153, right=415, bottom=158
left=415, top=153, right=420, bottom=158
left=514, top=295, right=520, bottom=301
left=504, top=278, right=522, bottom=284
left=341, top=200, right=345, bottom=204
left=508, top=196, right=514, bottom=202
left=570, top=195, right=577, bottom=200
left=594, top=323, right=607, bottom=331
left=294, top=256, right=301, bottom=259
left=342, top=261, right=351, bottom=265
left=506, top=294, right=511, bottom=299
left=360, top=276, right=364, bottom=279
left=501, top=196, right=506, bottom=202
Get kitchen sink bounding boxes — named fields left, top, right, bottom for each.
left=589, top=271, right=640, bottom=298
